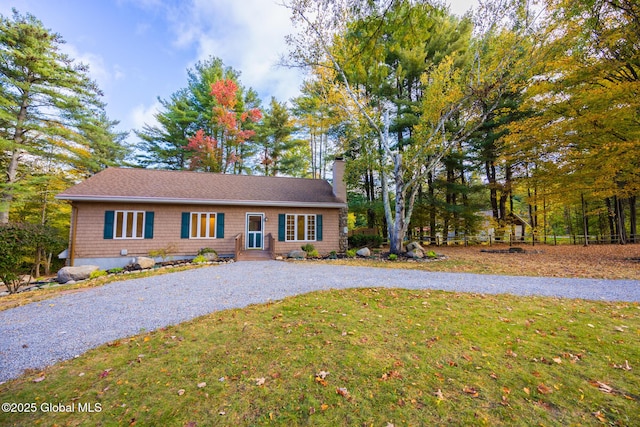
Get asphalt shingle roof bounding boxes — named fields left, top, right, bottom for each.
left=56, top=168, right=346, bottom=207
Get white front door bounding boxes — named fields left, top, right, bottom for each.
left=246, top=214, right=264, bottom=250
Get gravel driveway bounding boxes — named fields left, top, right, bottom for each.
left=1, top=261, right=639, bottom=382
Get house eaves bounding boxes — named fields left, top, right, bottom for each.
left=55, top=194, right=347, bottom=209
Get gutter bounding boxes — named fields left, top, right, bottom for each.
left=55, top=195, right=347, bottom=209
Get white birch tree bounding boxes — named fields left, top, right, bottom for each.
left=282, top=0, right=538, bottom=253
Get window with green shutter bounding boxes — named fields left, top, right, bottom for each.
left=181, top=212, right=224, bottom=239
left=106, top=210, right=152, bottom=240
left=282, top=214, right=319, bottom=242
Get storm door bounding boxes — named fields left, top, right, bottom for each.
left=246, top=214, right=264, bottom=249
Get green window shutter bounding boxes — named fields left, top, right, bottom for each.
left=103, top=211, right=114, bottom=239
left=216, top=213, right=225, bottom=238
left=278, top=214, right=286, bottom=241
left=181, top=212, right=190, bottom=239
left=316, top=214, right=323, bottom=241
left=144, top=212, right=154, bottom=239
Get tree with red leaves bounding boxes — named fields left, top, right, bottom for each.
left=188, top=79, right=262, bottom=173
left=186, top=129, right=223, bottom=172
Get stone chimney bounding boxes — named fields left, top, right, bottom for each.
left=332, top=158, right=347, bottom=202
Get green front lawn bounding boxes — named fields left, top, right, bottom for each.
left=1, top=288, right=638, bottom=426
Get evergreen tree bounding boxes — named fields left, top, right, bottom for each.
left=0, top=10, right=111, bottom=223
left=135, top=57, right=262, bottom=174
left=256, top=98, right=307, bottom=176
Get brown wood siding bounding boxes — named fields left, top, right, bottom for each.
left=71, top=202, right=342, bottom=259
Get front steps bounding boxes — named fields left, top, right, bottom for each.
left=236, top=250, right=274, bottom=261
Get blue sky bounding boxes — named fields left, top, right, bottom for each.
left=1, top=0, right=477, bottom=144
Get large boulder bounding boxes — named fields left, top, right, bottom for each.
left=407, top=249, right=425, bottom=259
left=356, top=247, right=371, bottom=257
left=406, top=241, right=425, bottom=253
left=287, top=249, right=307, bottom=259
left=57, top=265, right=100, bottom=284
left=202, top=252, right=219, bottom=262
left=133, top=256, right=156, bottom=270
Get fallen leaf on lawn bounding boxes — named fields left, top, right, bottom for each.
left=320, top=404, right=329, bottom=411
left=197, top=382, right=206, bottom=388
left=255, top=378, right=266, bottom=386
left=434, top=389, right=444, bottom=400
left=316, top=370, right=329, bottom=379
left=490, top=372, right=498, bottom=380
left=505, top=349, right=518, bottom=358
left=552, top=357, right=562, bottom=364
left=336, top=387, right=350, bottom=398
left=144, top=336, right=150, bottom=342
left=462, top=354, right=473, bottom=362
left=613, top=360, right=632, bottom=371
left=614, top=326, right=628, bottom=332
left=183, top=422, right=197, bottom=427
left=537, top=384, right=553, bottom=395
left=315, top=376, right=328, bottom=387
left=596, top=381, right=613, bottom=393
left=587, top=324, right=595, bottom=328
left=593, top=411, right=607, bottom=422
left=32, top=375, right=46, bottom=383
left=99, top=368, right=112, bottom=378
left=523, top=387, right=530, bottom=395
left=381, top=370, right=402, bottom=381
left=463, top=386, right=479, bottom=397
left=177, top=389, right=185, bottom=396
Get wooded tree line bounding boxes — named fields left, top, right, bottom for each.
left=282, top=0, right=639, bottom=250
left=0, top=10, right=128, bottom=282
left=0, top=0, right=638, bottom=284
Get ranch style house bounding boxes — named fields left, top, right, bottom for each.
left=55, top=160, right=348, bottom=269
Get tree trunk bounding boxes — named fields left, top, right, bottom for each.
left=34, top=247, right=42, bottom=278
left=615, top=196, right=627, bottom=244
left=428, top=172, right=436, bottom=244
left=0, top=149, right=21, bottom=224
left=630, top=197, right=637, bottom=243
left=389, top=154, right=406, bottom=254
left=605, top=198, right=616, bottom=243
left=486, top=160, right=499, bottom=220
left=1, top=92, right=30, bottom=224
left=581, top=193, right=589, bottom=246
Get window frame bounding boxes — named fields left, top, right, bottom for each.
left=189, top=212, right=217, bottom=239
left=285, top=214, right=317, bottom=242
left=113, top=210, right=146, bottom=240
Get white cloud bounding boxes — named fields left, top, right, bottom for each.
left=131, top=100, right=162, bottom=130
left=154, top=0, right=476, bottom=107
left=61, top=43, right=126, bottom=90
left=167, top=0, right=304, bottom=104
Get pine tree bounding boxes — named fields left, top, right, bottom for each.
left=0, top=10, right=108, bottom=223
